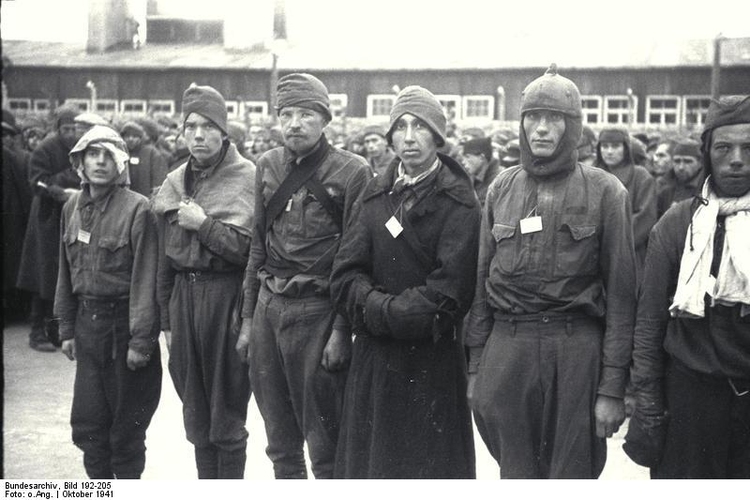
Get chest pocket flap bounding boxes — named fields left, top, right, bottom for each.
left=491, top=223, right=516, bottom=242
left=564, top=223, right=597, bottom=241
left=97, top=236, right=131, bottom=272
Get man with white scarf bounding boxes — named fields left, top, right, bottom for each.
left=626, top=95, right=750, bottom=478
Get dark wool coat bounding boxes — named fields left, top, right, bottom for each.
left=17, top=133, right=81, bottom=300
left=126, top=143, right=168, bottom=198
left=2, top=146, right=32, bottom=294
left=330, top=153, right=481, bottom=478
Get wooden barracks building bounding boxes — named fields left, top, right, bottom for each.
left=3, top=0, right=750, bottom=130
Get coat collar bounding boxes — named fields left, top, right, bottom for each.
left=363, top=152, right=477, bottom=208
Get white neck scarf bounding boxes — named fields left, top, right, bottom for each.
left=670, top=178, right=750, bottom=318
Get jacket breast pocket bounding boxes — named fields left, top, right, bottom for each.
left=554, top=222, right=599, bottom=277
left=97, top=236, right=131, bottom=273
left=491, top=223, right=525, bottom=275
left=63, top=231, right=89, bottom=271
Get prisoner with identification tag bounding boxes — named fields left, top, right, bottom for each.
left=330, top=85, right=481, bottom=478
left=54, top=125, right=162, bottom=479
left=464, top=65, right=637, bottom=479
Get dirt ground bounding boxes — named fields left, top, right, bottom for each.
left=2, top=319, right=648, bottom=480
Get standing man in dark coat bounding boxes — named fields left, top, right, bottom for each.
left=3, top=109, right=33, bottom=318
left=465, top=66, right=637, bottom=479
left=330, top=86, right=480, bottom=478
left=627, top=95, right=750, bottom=478
left=235, top=73, right=371, bottom=479
left=460, top=136, right=503, bottom=208
left=655, top=138, right=705, bottom=219
left=152, top=84, right=255, bottom=479
left=120, top=121, right=168, bottom=198
left=17, top=106, right=81, bottom=352
left=595, top=127, right=657, bottom=279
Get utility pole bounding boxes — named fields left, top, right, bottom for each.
left=86, top=80, right=97, bottom=113
left=711, top=33, right=724, bottom=100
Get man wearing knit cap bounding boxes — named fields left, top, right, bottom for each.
left=577, top=125, right=597, bottom=167
left=460, top=136, right=503, bottom=208
left=236, top=72, right=370, bottom=479
left=153, top=84, right=255, bottom=479
left=465, top=65, right=637, bottom=478
left=655, top=138, right=704, bottom=218
left=17, top=105, right=82, bottom=352
left=627, top=95, right=750, bottom=478
left=55, top=125, right=161, bottom=479
left=362, top=124, right=395, bottom=176
left=120, top=121, right=168, bottom=198
left=331, top=85, right=480, bottom=478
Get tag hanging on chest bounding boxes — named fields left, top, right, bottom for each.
left=77, top=229, right=91, bottom=244
left=385, top=216, right=403, bottom=238
left=520, top=216, right=543, bottom=235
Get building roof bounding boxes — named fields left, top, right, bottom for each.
left=3, top=37, right=750, bottom=72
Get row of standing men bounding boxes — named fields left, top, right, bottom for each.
left=4, top=67, right=749, bottom=479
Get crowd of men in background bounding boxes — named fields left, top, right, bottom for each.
left=1, top=72, right=747, bottom=480
left=1, top=96, right=710, bottom=333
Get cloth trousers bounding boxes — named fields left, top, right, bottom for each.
left=472, top=315, right=607, bottom=478
left=249, top=284, right=347, bottom=479
left=653, top=358, right=750, bottom=478
left=168, top=271, right=251, bottom=478
left=70, top=298, right=162, bottom=479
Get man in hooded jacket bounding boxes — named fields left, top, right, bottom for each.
left=595, top=127, right=657, bottom=279
left=55, top=125, right=161, bottom=479
left=465, top=65, right=637, bottom=479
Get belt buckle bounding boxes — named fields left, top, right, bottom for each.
left=728, top=378, right=750, bottom=397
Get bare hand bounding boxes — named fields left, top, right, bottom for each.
left=235, top=318, right=253, bottom=363
left=126, top=348, right=150, bottom=371
left=161, top=330, right=172, bottom=351
left=177, top=200, right=207, bottom=231
left=594, top=395, right=626, bottom=438
left=320, top=328, right=352, bottom=372
left=61, top=339, right=76, bottom=361
left=467, top=373, right=478, bottom=408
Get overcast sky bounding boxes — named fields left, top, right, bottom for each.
left=2, top=0, right=749, bottom=57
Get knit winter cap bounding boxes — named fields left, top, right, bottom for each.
left=362, top=124, right=386, bottom=139
left=54, top=105, right=80, bottom=129
left=671, top=138, right=701, bottom=159
left=579, top=125, right=597, bottom=147
left=385, top=85, right=447, bottom=148
left=69, top=125, right=130, bottom=177
left=462, top=137, right=493, bottom=161
left=120, top=121, right=146, bottom=138
left=182, top=84, right=228, bottom=135
left=700, top=95, right=750, bottom=174
left=595, top=127, right=633, bottom=168
left=276, top=73, right=332, bottom=122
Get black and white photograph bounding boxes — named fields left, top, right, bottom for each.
left=2, top=0, right=749, bottom=495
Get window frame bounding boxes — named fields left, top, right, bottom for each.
left=120, top=99, right=147, bottom=115
left=328, top=93, right=349, bottom=119
left=682, top=95, right=711, bottom=127
left=6, top=98, right=32, bottom=112
left=64, top=98, right=91, bottom=112
left=580, top=95, right=603, bottom=125
left=646, top=95, right=681, bottom=126
left=461, top=95, right=495, bottom=121
left=435, top=94, right=461, bottom=122
left=603, top=95, right=639, bottom=125
left=94, top=99, right=119, bottom=116
left=366, top=94, right=396, bottom=119
left=148, top=99, right=175, bottom=115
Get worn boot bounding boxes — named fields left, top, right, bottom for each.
left=218, top=447, right=247, bottom=479
left=194, top=446, right=219, bottom=479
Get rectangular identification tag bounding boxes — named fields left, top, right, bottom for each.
left=520, top=216, right=542, bottom=234
left=285, top=198, right=293, bottom=212
left=385, top=216, right=403, bottom=238
left=77, top=229, right=91, bottom=244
